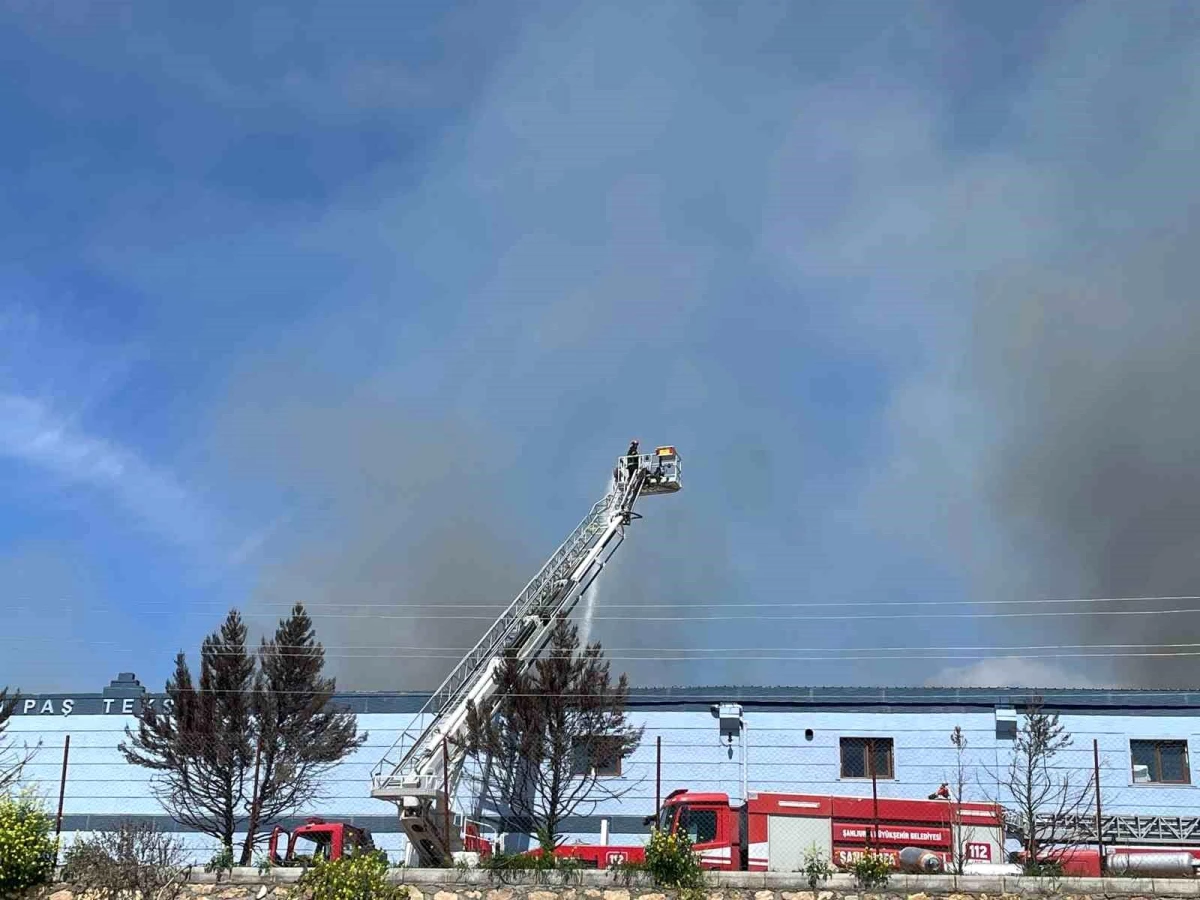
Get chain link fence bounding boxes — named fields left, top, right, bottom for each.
left=7, top=714, right=1198, bottom=871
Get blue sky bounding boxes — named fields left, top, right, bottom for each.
left=3, top=1, right=1200, bottom=692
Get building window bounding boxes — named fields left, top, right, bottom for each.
left=572, top=737, right=623, bottom=777
left=1130, top=739, right=1190, bottom=784
left=840, top=737, right=894, bottom=779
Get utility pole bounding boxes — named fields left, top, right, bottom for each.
left=741, top=718, right=749, bottom=804
left=655, top=735, right=662, bottom=821
left=242, top=734, right=264, bottom=864
left=1094, top=739, right=1105, bottom=873
left=869, top=739, right=880, bottom=851
left=442, top=737, right=453, bottom=864
left=54, top=734, right=70, bottom=854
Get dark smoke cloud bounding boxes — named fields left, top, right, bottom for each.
left=199, top=2, right=794, bottom=689
left=204, top=1, right=1200, bottom=691
left=838, top=3, right=1200, bottom=687
left=210, top=363, right=541, bottom=689
left=211, top=356, right=742, bottom=689
left=959, top=14, right=1200, bottom=687
left=970, top=234, right=1200, bottom=686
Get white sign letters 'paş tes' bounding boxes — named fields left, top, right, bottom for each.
left=12, top=697, right=175, bottom=717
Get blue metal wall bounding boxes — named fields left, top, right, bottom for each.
left=6, top=685, right=1199, bottom=862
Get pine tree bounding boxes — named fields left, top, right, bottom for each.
left=238, top=603, right=367, bottom=864
left=464, top=617, right=643, bottom=853
left=121, top=610, right=256, bottom=851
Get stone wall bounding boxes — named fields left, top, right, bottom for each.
left=29, top=868, right=1200, bottom=900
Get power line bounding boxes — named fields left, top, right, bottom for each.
left=6, top=684, right=1200, bottom=700
left=248, top=606, right=1200, bottom=621
left=8, top=593, right=1200, bottom=615
left=7, top=646, right=1200, bottom=662
left=5, top=726, right=1171, bottom=739
left=2, top=653, right=1200, bottom=669
left=9, top=606, right=1200, bottom=626
left=11, top=650, right=1200, bottom=662
left=9, top=638, right=1200, bottom=654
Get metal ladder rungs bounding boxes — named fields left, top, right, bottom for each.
left=371, top=495, right=620, bottom=783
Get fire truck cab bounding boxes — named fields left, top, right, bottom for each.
left=655, top=791, right=743, bottom=869
left=268, top=818, right=376, bottom=866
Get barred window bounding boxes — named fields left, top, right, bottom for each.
left=1130, top=739, right=1190, bottom=784
left=571, top=736, right=624, bottom=777
left=840, top=737, right=894, bottom=779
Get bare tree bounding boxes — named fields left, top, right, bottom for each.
left=464, top=617, right=643, bottom=853
left=61, top=821, right=191, bottom=900
left=239, top=603, right=367, bottom=864
left=986, top=698, right=1095, bottom=873
left=0, top=687, right=39, bottom=793
left=940, top=725, right=971, bottom=874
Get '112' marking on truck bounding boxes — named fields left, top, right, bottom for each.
left=967, top=843, right=992, bottom=861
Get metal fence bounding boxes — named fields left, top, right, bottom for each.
left=6, top=716, right=1198, bottom=868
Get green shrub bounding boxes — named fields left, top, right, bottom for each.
left=0, top=791, right=57, bottom=896
left=847, top=850, right=892, bottom=889
left=479, top=849, right=591, bottom=884
left=1022, top=857, right=1064, bottom=877
left=643, top=827, right=704, bottom=890
left=479, top=850, right=554, bottom=874
left=297, top=851, right=407, bottom=900
left=205, top=845, right=234, bottom=881
left=609, top=858, right=650, bottom=885
left=550, top=855, right=584, bottom=882
left=802, top=845, right=834, bottom=890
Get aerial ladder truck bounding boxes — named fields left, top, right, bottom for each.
left=370, top=446, right=683, bottom=867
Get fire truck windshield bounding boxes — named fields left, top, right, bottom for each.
left=657, top=805, right=678, bottom=832
left=293, top=833, right=332, bottom=863
left=675, top=806, right=718, bottom=844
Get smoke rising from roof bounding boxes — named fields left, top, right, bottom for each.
left=205, top=2, right=1200, bottom=691
left=843, top=4, right=1200, bottom=686
left=212, top=369, right=538, bottom=690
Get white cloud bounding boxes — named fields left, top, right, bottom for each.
left=0, top=392, right=217, bottom=553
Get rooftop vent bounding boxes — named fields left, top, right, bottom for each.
left=995, top=706, right=1018, bottom=738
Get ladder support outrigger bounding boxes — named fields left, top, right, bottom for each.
left=370, top=446, right=682, bottom=866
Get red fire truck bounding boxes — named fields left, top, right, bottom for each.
left=553, top=788, right=1005, bottom=872
left=555, top=791, right=1200, bottom=878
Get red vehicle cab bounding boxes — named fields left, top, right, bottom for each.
left=654, top=792, right=744, bottom=869
left=268, top=818, right=376, bottom=865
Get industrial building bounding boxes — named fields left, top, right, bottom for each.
left=5, top=672, right=1199, bottom=864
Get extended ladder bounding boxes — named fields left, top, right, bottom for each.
left=370, top=447, right=681, bottom=866
left=1037, top=813, right=1200, bottom=845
